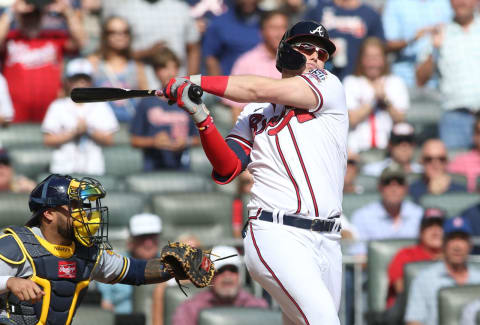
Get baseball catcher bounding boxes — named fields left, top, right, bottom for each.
left=0, top=174, right=214, bottom=325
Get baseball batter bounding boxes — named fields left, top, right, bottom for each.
left=0, top=174, right=206, bottom=325
left=164, top=21, right=347, bottom=325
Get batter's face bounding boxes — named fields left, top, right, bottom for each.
left=292, top=44, right=327, bottom=73
left=212, top=266, right=240, bottom=300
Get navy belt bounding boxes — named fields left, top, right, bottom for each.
left=256, top=211, right=341, bottom=233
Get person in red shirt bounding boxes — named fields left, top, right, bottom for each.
left=386, top=207, right=446, bottom=309
left=0, top=0, right=84, bottom=122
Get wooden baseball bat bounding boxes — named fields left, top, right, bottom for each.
left=71, top=86, right=203, bottom=103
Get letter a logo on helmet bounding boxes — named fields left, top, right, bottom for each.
left=310, top=26, right=326, bottom=37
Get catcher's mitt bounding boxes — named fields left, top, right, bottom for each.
left=160, top=242, right=215, bottom=292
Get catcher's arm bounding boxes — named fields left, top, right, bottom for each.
left=144, top=259, right=176, bottom=284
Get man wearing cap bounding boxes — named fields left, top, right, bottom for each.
left=362, top=122, right=423, bottom=177
left=42, top=58, right=119, bottom=176
left=386, top=208, right=445, bottom=310
left=97, top=213, right=163, bottom=314
left=405, top=217, right=480, bottom=325
left=0, top=149, right=35, bottom=194
left=349, top=163, right=424, bottom=256
left=172, top=245, right=268, bottom=325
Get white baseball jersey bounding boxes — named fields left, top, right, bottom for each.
left=227, top=69, right=348, bottom=220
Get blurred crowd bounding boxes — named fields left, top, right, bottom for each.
left=0, top=0, right=479, bottom=324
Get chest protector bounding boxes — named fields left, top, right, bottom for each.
left=1, top=226, right=100, bottom=325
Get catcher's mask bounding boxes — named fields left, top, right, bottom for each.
left=28, top=174, right=110, bottom=248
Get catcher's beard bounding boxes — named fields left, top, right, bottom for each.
left=57, top=216, right=74, bottom=242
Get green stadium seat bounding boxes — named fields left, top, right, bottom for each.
left=419, top=193, right=479, bottom=217
left=342, top=193, right=380, bottom=219
left=132, top=284, right=155, bottom=325
left=367, top=239, right=416, bottom=315
left=102, top=192, right=149, bottom=228
left=0, top=193, right=31, bottom=227
left=151, top=192, right=234, bottom=245
left=0, top=123, right=43, bottom=148
left=113, top=124, right=131, bottom=146
left=358, top=149, right=385, bottom=164
left=164, top=284, right=206, bottom=325
left=355, top=174, right=379, bottom=193
left=438, top=284, right=480, bottom=325
left=125, top=171, right=213, bottom=194
left=73, top=305, right=114, bottom=325
left=9, top=146, right=52, bottom=178
left=198, top=307, right=282, bottom=325
left=103, top=146, right=143, bottom=176
left=36, top=173, right=123, bottom=193
left=189, top=146, right=212, bottom=176
left=406, top=88, right=443, bottom=142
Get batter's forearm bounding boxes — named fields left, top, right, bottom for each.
left=144, top=259, right=173, bottom=284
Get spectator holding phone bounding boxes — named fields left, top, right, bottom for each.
left=343, top=37, right=409, bottom=153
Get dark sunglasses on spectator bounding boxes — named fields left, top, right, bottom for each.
left=292, top=43, right=329, bottom=62
left=381, top=177, right=405, bottom=186
left=106, top=29, right=130, bottom=36
left=347, top=159, right=357, bottom=166
left=422, top=156, right=447, bottom=163
left=216, top=265, right=239, bottom=275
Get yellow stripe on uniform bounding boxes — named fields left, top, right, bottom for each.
left=111, top=257, right=129, bottom=284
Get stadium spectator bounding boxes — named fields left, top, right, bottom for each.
left=202, top=0, right=263, bottom=75
left=0, top=0, right=85, bottom=122
left=102, top=0, right=201, bottom=75
left=172, top=245, right=268, bottom=325
left=97, top=213, right=162, bottom=314
left=409, top=139, right=467, bottom=203
left=78, top=0, right=102, bottom=56
left=362, top=122, right=423, bottom=177
left=404, top=216, right=480, bottom=325
left=344, top=37, right=409, bottom=153
left=0, top=148, right=36, bottom=193
left=88, top=16, right=149, bottom=123
left=0, top=72, right=14, bottom=126
left=225, top=9, right=287, bottom=122
left=130, top=48, right=200, bottom=171
left=188, top=0, right=230, bottom=35
left=151, top=233, right=203, bottom=325
left=344, top=150, right=363, bottom=194
left=460, top=201, right=480, bottom=255
left=386, top=208, right=445, bottom=311
left=305, top=0, right=385, bottom=80
left=416, top=0, right=480, bottom=149
left=349, top=163, right=424, bottom=256
left=232, top=170, right=253, bottom=238
left=382, top=0, right=452, bottom=87
left=448, top=117, right=480, bottom=192
left=42, top=58, right=119, bottom=175
left=460, top=298, right=480, bottom=325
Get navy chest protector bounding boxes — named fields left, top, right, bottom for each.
left=1, top=226, right=99, bottom=325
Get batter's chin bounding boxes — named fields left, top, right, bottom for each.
left=306, top=63, right=319, bottom=71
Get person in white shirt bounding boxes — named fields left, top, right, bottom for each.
left=42, top=58, right=119, bottom=175
left=344, top=37, right=409, bottom=153
left=0, top=73, right=14, bottom=126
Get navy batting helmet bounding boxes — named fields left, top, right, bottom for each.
left=276, top=21, right=336, bottom=72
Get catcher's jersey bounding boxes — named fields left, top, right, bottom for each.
left=227, top=69, right=348, bottom=220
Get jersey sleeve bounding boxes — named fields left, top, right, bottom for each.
left=298, top=69, right=347, bottom=116
left=225, top=103, right=256, bottom=151
left=91, top=249, right=129, bottom=284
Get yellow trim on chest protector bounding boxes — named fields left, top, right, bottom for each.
left=34, top=234, right=75, bottom=258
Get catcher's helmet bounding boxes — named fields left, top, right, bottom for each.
left=276, top=21, right=336, bottom=72
left=27, top=174, right=110, bottom=248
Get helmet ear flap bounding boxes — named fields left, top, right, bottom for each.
left=276, top=41, right=306, bottom=72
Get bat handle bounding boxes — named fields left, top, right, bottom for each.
left=188, top=85, right=203, bottom=104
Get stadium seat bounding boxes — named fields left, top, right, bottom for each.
left=0, top=193, right=31, bottom=227
left=9, top=146, right=52, bottom=178
left=354, top=174, right=379, bottom=193
left=163, top=284, right=206, bottom=325
left=406, top=88, right=443, bottom=143
left=36, top=173, right=123, bottom=193
left=151, top=192, right=234, bottom=245
left=358, top=149, right=385, bottom=164
left=477, top=176, right=480, bottom=192
left=367, top=239, right=416, bottom=315
left=125, top=171, right=213, bottom=194
left=73, top=305, right=114, bottom=325
left=102, top=192, right=150, bottom=228
left=132, top=284, right=155, bottom=325
left=113, top=124, right=131, bottom=146
left=189, top=146, right=212, bottom=176
left=103, top=146, right=143, bottom=176
left=198, top=307, right=282, bottom=325
left=419, top=192, right=479, bottom=217
left=0, top=123, right=43, bottom=148
left=438, top=284, right=480, bottom=325
left=342, top=193, right=380, bottom=219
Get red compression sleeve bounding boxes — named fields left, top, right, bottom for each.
left=196, top=116, right=240, bottom=177
left=200, top=76, right=229, bottom=97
